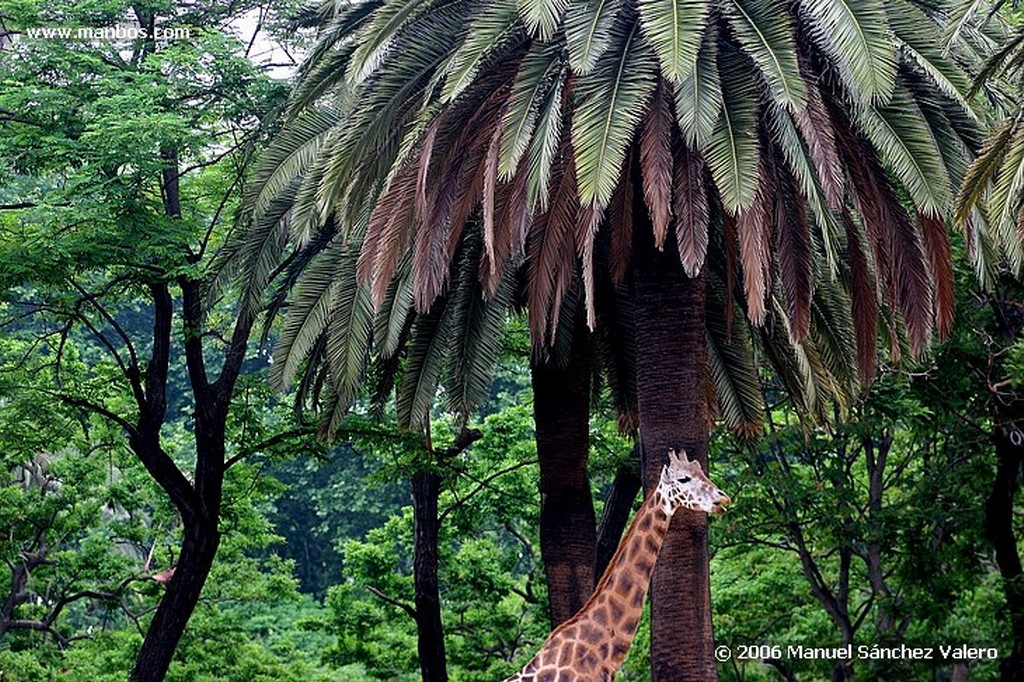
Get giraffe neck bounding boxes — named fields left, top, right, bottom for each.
left=504, top=489, right=673, bottom=681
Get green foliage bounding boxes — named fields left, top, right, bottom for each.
left=711, top=363, right=1006, bottom=680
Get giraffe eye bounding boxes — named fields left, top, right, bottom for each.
left=676, top=476, right=691, bottom=484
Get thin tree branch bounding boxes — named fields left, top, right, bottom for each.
left=439, top=458, right=538, bottom=522
left=224, top=426, right=318, bottom=469
left=364, top=585, right=417, bottom=620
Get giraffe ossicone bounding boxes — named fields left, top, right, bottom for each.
left=503, top=449, right=731, bottom=682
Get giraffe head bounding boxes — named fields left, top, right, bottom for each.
left=657, top=449, right=731, bottom=516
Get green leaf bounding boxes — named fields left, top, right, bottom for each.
left=672, top=26, right=721, bottom=147
left=704, top=48, right=760, bottom=214
left=517, top=0, right=569, bottom=40
left=526, top=65, right=567, bottom=211
left=498, top=42, right=565, bottom=179
left=722, top=0, right=806, bottom=109
left=853, top=83, right=951, bottom=216
left=565, top=0, right=623, bottom=74
left=347, top=0, right=433, bottom=85
left=572, top=19, right=658, bottom=208
left=797, top=0, right=896, bottom=102
left=396, top=303, right=451, bottom=429
left=886, top=0, right=978, bottom=122
left=442, top=0, right=523, bottom=103
left=636, top=0, right=708, bottom=83
left=271, top=244, right=346, bottom=391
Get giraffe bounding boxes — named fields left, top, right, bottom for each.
left=503, top=449, right=731, bottom=682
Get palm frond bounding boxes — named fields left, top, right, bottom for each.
left=517, top=0, right=569, bottom=39
left=672, top=26, right=721, bottom=147
left=498, top=42, right=565, bottom=179
left=636, top=0, right=708, bottom=83
left=572, top=17, right=658, bottom=209
left=853, top=83, right=951, bottom=216
left=722, top=0, right=806, bottom=109
left=566, top=0, right=623, bottom=73
left=797, top=0, right=897, bottom=102
left=704, top=47, right=760, bottom=214
left=442, top=0, right=524, bottom=103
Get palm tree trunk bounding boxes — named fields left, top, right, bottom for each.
left=594, top=455, right=642, bottom=578
left=633, top=215, right=716, bottom=681
left=532, top=331, right=597, bottom=626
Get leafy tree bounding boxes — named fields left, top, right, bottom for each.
left=316, top=399, right=639, bottom=680
left=0, top=0, right=309, bottom=677
left=714, top=371, right=1000, bottom=680
left=0, top=333, right=337, bottom=682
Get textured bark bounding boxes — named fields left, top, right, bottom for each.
left=986, top=426, right=1024, bottom=682
left=131, top=517, right=220, bottom=681
left=594, top=456, right=642, bottom=579
left=632, top=205, right=716, bottom=681
left=412, top=471, right=448, bottom=682
left=532, top=333, right=597, bottom=626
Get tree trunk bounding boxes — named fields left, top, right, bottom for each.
left=633, top=215, right=716, bottom=681
left=594, top=456, right=642, bottom=578
left=532, top=332, right=597, bottom=626
left=131, top=516, right=220, bottom=681
left=986, top=425, right=1024, bottom=682
left=412, top=470, right=448, bottom=682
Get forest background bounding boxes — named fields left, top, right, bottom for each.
left=1, top=1, right=1024, bottom=681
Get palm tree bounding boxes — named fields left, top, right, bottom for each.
left=229, top=1, right=980, bottom=676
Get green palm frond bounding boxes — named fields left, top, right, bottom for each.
left=705, top=279, right=763, bottom=436
left=289, top=46, right=356, bottom=118
left=853, top=83, right=951, bottom=216
left=525, top=59, right=567, bottom=211
left=245, top=106, right=343, bottom=221
left=517, top=0, right=568, bottom=39
left=797, top=0, right=896, bottom=102
left=270, top=242, right=347, bottom=391
left=807, top=275, right=858, bottom=402
left=445, top=239, right=516, bottom=419
left=323, top=258, right=375, bottom=413
left=672, top=26, right=721, bottom=148
left=565, top=0, right=623, bottom=74
left=955, top=115, right=1015, bottom=225
left=970, top=27, right=1024, bottom=95
left=374, top=251, right=415, bottom=358
left=442, top=0, right=523, bottom=103
left=986, top=119, right=1024, bottom=272
left=636, top=0, right=708, bottom=83
left=722, top=0, right=806, bottom=110
left=704, top=47, right=760, bottom=214
left=572, top=17, right=658, bottom=208
left=346, top=0, right=438, bottom=85
left=498, top=42, right=565, bottom=179
left=887, top=1, right=977, bottom=119
left=396, top=299, right=453, bottom=429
